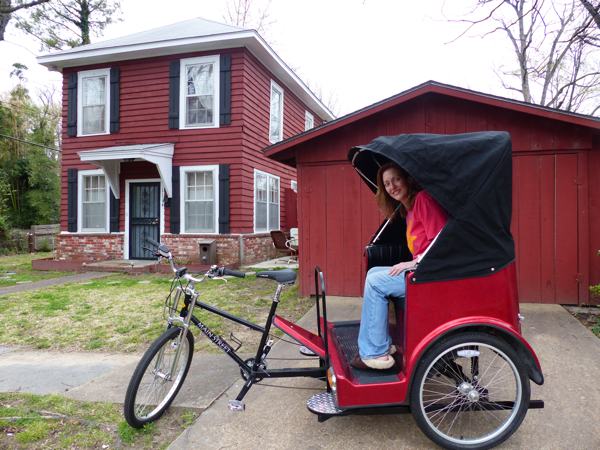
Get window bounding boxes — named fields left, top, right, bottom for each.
left=78, top=68, right=110, bottom=136
left=180, top=56, right=219, bottom=129
left=269, top=80, right=284, bottom=143
left=305, top=111, right=314, bottom=130
left=254, top=170, right=280, bottom=232
left=180, top=166, right=219, bottom=233
left=78, top=169, right=109, bottom=232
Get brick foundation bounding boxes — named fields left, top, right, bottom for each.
left=55, top=233, right=124, bottom=261
left=162, top=233, right=276, bottom=266
left=55, top=232, right=276, bottom=266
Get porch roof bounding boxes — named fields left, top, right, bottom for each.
left=78, top=143, right=174, bottom=198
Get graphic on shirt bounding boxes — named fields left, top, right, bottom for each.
left=406, top=216, right=417, bottom=255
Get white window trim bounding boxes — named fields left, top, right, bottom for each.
left=304, top=111, right=314, bottom=131
left=180, top=165, right=220, bottom=234
left=254, top=169, right=280, bottom=233
left=77, top=68, right=110, bottom=137
left=77, top=169, right=110, bottom=233
left=179, top=55, right=220, bottom=129
left=269, top=80, right=284, bottom=143
left=124, top=178, right=165, bottom=260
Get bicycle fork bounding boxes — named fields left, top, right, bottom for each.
left=154, top=287, right=198, bottom=381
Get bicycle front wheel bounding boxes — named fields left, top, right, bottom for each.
left=124, top=326, right=194, bottom=428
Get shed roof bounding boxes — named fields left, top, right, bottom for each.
left=36, top=17, right=334, bottom=121
left=265, top=80, right=600, bottom=166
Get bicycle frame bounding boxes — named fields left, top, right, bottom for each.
left=165, top=270, right=326, bottom=408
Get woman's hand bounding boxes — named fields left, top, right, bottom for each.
left=388, top=259, right=418, bottom=276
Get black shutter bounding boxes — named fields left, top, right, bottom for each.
left=109, top=190, right=119, bottom=232
left=219, top=54, right=232, bottom=125
left=170, top=166, right=180, bottom=234
left=110, top=67, right=120, bottom=133
left=168, top=60, right=180, bottom=129
left=67, top=168, right=78, bottom=232
left=219, top=164, right=230, bottom=234
left=67, top=73, right=77, bottom=137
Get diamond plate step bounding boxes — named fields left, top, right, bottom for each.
left=306, top=392, right=344, bottom=416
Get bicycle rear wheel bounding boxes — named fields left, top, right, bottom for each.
left=124, top=326, right=194, bottom=428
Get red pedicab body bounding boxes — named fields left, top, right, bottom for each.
left=285, top=132, right=544, bottom=450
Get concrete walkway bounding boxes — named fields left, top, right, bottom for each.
left=0, top=301, right=598, bottom=449
left=169, top=301, right=600, bottom=450
left=0, top=271, right=113, bottom=296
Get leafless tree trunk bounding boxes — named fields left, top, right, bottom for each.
left=580, top=0, right=600, bottom=28
left=0, top=0, right=49, bottom=40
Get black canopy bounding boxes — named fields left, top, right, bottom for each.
left=348, top=131, right=515, bottom=283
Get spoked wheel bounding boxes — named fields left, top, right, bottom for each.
left=124, top=326, right=194, bottom=428
left=410, top=332, right=530, bottom=450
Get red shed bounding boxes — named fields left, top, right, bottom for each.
left=266, top=81, right=600, bottom=305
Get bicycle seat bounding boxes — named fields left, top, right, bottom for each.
left=256, top=269, right=297, bottom=284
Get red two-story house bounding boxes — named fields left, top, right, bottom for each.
left=37, top=18, right=333, bottom=266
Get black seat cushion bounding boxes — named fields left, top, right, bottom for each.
left=256, top=269, right=297, bottom=284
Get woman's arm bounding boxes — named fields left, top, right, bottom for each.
left=389, top=258, right=418, bottom=276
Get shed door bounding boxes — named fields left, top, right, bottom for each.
left=512, top=153, right=579, bottom=304
left=129, top=182, right=160, bottom=260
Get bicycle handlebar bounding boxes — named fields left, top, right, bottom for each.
left=219, top=268, right=246, bottom=278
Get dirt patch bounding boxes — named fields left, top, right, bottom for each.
left=564, top=305, right=600, bottom=338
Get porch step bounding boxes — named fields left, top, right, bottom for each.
left=83, top=259, right=158, bottom=274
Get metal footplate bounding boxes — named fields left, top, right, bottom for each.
left=299, top=345, right=317, bottom=357
left=228, top=399, right=245, bottom=411
left=307, top=392, right=344, bottom=422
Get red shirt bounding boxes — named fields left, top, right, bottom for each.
left=406, top=191, right=448, bottom=258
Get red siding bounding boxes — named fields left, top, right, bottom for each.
left=59, top=47, right=323, bottom=235
left=291, top=94, right=595, bottom=304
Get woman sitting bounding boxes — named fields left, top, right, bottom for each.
left=352, top=162, right=448, bottom=370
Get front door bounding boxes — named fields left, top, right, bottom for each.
left=129, top=182, right=160, bottom=260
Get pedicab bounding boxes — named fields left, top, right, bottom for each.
left=297, top=131, right=544, bottom=449
left=124, top=131, right=544, bottom=450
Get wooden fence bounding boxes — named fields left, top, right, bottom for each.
left=30, top=224, right=60, bottom=251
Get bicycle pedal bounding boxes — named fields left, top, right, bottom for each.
left=299, top=346, right=317, bottom=357
left=228, top=399, right=245, bottom=412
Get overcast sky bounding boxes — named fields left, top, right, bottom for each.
left=0, top=0, right=515, bottom=116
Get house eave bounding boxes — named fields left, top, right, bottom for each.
left=37, top=31, right=335, bottom=122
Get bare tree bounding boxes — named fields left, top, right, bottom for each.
left=580, top=0, right=600, bottom=29
left=449, top=0, right=600, bottom=115
left=0, top=0, right=49, bottom=40
left=224, top=0, right=273, bottom=35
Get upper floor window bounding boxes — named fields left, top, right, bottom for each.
left=254, top=169, right=280, bottom=232
left=78, top=169, right=109, bottom=232
left=269, top=80, right=284, bottom=143
left=180, top=56, right=220, bottom=129
left=180, top=165, right=219, bottom=233
left=78, top=68, right=110, bottom=136
left=305, top=111, right=314, bottom=130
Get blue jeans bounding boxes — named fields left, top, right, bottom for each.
left=357, top=266, right=406, bottom=359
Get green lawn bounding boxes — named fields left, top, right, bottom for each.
left=0, top=253, right=71, bottom=288
left=0, top=392, right=195, bottom=449
left=0, top=271, right=313, bottom=352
